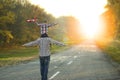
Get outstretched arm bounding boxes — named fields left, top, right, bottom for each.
left=35, top=22, right=43, bottom=26
left=47, top=23, right=57, bottom=27
left=50, top=38, right=65, bottom=46
left=22, top=38, right=40, bottom=47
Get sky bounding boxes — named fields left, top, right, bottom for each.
left=29, top=0, right=107, bottom=18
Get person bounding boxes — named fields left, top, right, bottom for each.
left=36, top=20, right=57, bottom=35
left=22, top=33, right=65, bottom=80
left=26, top=19, right=57, bottom=35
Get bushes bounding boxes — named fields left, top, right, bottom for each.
left=103, top=40, right=120, bottom=64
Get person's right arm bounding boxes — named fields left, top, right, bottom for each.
left=22, top=38, right=40, bottom=47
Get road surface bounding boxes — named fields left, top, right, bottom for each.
left=0, top=41, right=120, bottom=80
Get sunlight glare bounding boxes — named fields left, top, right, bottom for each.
left=73, top=0, right=107, bottom=39
left=29, top=0, right=107, bottom=39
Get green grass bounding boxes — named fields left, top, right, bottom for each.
left=0, top=47, right=39, bottom=67
left=0, top=45, right=69, bottom=67
left=103, top=41, right=120, bottom=64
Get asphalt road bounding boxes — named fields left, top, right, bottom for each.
left=0, top=41, right=120, bottom=80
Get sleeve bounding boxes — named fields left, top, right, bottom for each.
left=47, top=23, right=57, bottom=27
left=49, top=38, right=65, bottom=46
left=22, top=38, right=40, bottom=47
left=35, top=22, right=42, bottom=26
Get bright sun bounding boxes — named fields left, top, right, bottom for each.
left=29, top=0, right=107, bottom=40
left=72, top=0, right=107, bottom=39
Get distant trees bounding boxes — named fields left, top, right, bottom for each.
left=53, top=16, right=81, bottom=44
left=0, top=0, right=82, bottom=47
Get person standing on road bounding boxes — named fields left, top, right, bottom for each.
left=22, top=33, right=65, bottom=80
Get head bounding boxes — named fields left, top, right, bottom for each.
left=41, top=33, right=49, bottom=38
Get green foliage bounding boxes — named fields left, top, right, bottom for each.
left=101, top=0, right=120, bottom=64
left=0, top=30, right=13, bottom=45
left=0, top=0, right=15, bottom=27
left=106, top=0, right=120, bottom=38
left=0, top=0, right=80, bottom=47
left=103, top=40, right=120, bottom=63
left=0, top=0, right=56, bottom=47
left=0, top=0, right=15, bottom=46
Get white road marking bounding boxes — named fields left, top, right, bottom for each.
left=49, top=71, right=60, bottom=80
left=74, top=56, right=77, bottom=59
left=67, top=61, right=73, bottom=65
left=54, top=66, right=58, bottom=68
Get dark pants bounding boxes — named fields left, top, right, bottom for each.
left=39, top=56, right=50, bottom=80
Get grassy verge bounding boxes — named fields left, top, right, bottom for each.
left=0, top=47, right=39, bottom=67
left=0, top=45, right=69, bottom=67
left=101, top=40, right=120, bottom=64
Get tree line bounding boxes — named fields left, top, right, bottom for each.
left=0, top=0, right=54, bottom=47
left=1, top=0, right=118, bottom=48
left=0, top=0, right=81, bottom=47
left=102, top=0, right=120, bottom=40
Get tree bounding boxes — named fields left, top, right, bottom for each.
left=0, top=0, right=15, bottom=46
left=0, top=0, right=56, bottom=47
left=106, top=0, right=120, bottom=39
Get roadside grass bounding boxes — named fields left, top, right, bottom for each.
left=102, top=40, right=120, bottom=64
left=0, top=45, right=69, bottom=67
left=0, top=47, right=39, bottom=67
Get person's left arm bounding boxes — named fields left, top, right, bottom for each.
left=49, top=38, right=65, bottom=46
left=47, top=23, right=57, bottom=27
